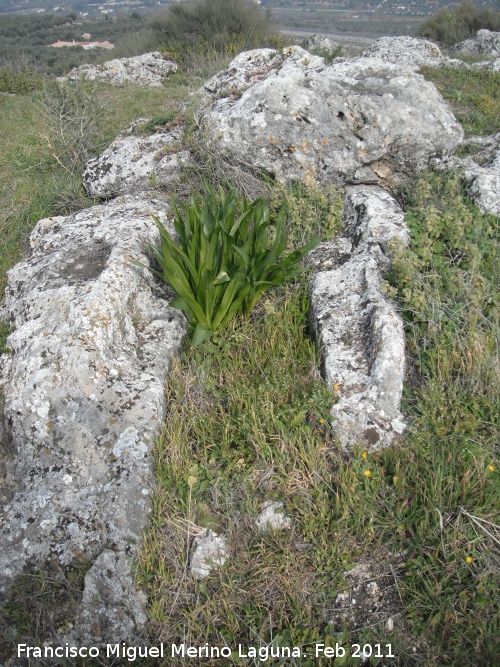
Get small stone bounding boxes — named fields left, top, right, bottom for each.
left=386, top=617, right=394, bottom=632
left=366, top=581, right=379, bottom=596
left=190, top=530, right=228, bottom=580
left=255, top=501, right=291, bottom=531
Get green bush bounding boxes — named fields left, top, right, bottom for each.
left=149, top=0, right=275, bottom=64
left=417, top=1, right=500, bottom=48
left=138, top=187, right=321, bottom=346
left=0, top=66, right=42, bottom=94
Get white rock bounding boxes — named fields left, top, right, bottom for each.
left=190, top=530, right=228, bottom=579
left=310, top=186, right=408, bottom=449
left=62, top=52, right=177, bottom=87
left=255, top=501, right=291, bottom=531
left=302, top=34, right=341, bottom=57
left=83, top=127, right=191, bottom=199
left=464, top=137, right=500, bottom=216
left=0, top=194, right=186, bottom=633
left=201, top=48, right=463, bottom=188
left=361, top=36, right=466, bottom=71
left=366, top=581, right=379, bottom=596
left=452, top=30, right=500, bottom=57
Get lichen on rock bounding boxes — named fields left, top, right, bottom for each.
left=0, top=193, right=186, bottom=640
left=200, top=47, right=464, bottom=188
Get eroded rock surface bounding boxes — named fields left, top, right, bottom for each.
left=63, top=52, right=177, bottom=87
left=361, top=36, right=467, bottom=70
left=310, top=186, right=408, bottom=449
left=83, top=127, right=191, bottom=199
left=0, top=194, right=186, bottom=638
left=71, top=550, right=148, bottom=645
left=190, top=530, right=228, bottom=579
left=452, top=29, right=500, bottom=56
left=302, top=34, right=341, bottom=57
left=201, top=47, right=463, bottom=188
left=255, top=501, right=291, bottom=531
left=434, top=133, right=500, bottom=216
left=465, top=141, right=500, bottom=216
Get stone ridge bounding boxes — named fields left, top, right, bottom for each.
left=0, top=194, right=186, bottom=641
left=83, top=127, right=191, bottom=199
left=62, top=51, right=177, bottom=87
left=310, top=186, right=408, bottom=449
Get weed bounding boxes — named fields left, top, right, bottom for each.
left=137, top=187, right=321, bottom=345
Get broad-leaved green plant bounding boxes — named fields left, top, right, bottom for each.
left=138, top=187, right=321, bottom=345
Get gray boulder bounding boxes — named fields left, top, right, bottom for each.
left=83, top=126, right=191, bottom=199
left=361, top=36, right=467, bottom=70
left=63, top=52, right=177, bottom=87
left=464, top=137, right=500, bottom=216
left=434, top=133, right=500, bottom=216
left=302, top=34, right=341, bottom=57
left=453, top=30, right=500, bottom=56
left=201, top=47, right=463, bottom=188
left=310, top=186, right=408, bottom=449
left=0, top=194, right=186, bottom=639
left=471, top=57, right=500, bottom=72
left=71, top=550, right=148, bottom=645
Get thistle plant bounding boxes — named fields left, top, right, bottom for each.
left=140, top=187, right=321, bottom=345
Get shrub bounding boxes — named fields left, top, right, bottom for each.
left=36, top=80, right=103, bottom=175
left=0, top=66, right=42, bottom=94
left=417, top=1, right=500, bottom=48
left=148, top=0, right=275, bottom=64
left=137, top=187, right=321, bottom=346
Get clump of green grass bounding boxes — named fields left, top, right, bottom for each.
left=420, top=66, right=500, bottom=137
left=140, top=186, right=322, bottom=345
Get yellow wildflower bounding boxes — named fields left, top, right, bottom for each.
left=362, top=452, right=367, bottom=459
left=489, top=465, right=495, bottom=472
left=364, top=470, right=371, bottom=477
left=466, top=556, right=473, bottom=563
left=319, top=418, right=325, bottom=424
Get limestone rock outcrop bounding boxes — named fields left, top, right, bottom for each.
left=452, top=29, right=500, bottom=56
left=434, top=133, right=500, bottom=216
left=310, top=186, right=409, bottom=449
left=361, top=36, right=467, bottom=71
left=464, top=137, right=500, bottom=216
left=63, top=52, right=177, bottom=87
left=302, top=34, right=341, bottom=57
left=83, top=126, right=191, bottom=199
left=201, top=47, right=464, bottom=188
left=0, top=194, right=186, bottom=638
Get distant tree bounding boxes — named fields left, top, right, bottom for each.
left=149, top=0, right=274, bottom=60
left=418, top=1, right=500, bottom=48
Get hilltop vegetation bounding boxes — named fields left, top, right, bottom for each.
left=0, top=2, right=499, bottom=665
left=418, top=0, right=500, bottom=47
